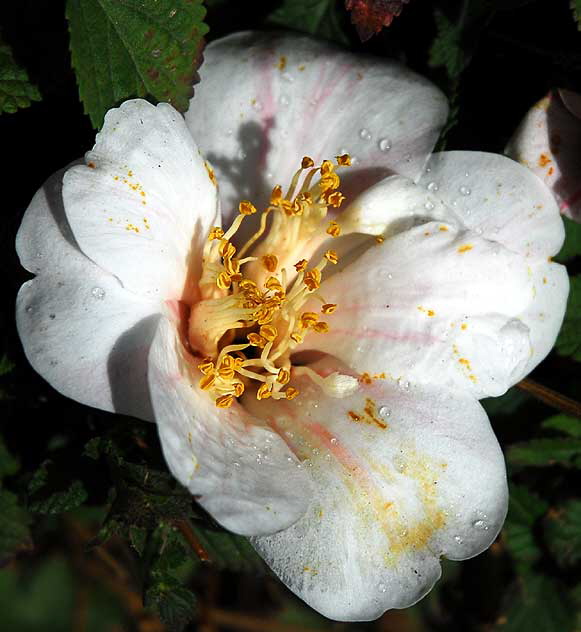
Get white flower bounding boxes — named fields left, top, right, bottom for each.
left=506, top=88, right=581, bottom=222
left=16, top=32, right=568, bottom=621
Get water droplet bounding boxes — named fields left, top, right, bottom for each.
left=91, top=287, right=106, bottom=300
left=359, top=128, right=372, bottom=140
left=225, top=128, right=233, bottom=137
left=282, top=72, right=294, bottom=83
left=464, top=171, right=470, bottom=177
left=397, top=377, right=410, bottom=391
left=454, top=535, right=464, bottom=544
left=426, top=181, right=439, bottom=192
left=279, top=94, right=290, bottom=106
left=472, top=519, right=489, bottom=530
left=151, top=48, right=161, bottom=58
left=425, top=166, right=431, bottom=173
left=26, top=306, right=33, bottom=313
left=424, top=200, right=435, bottom=211
left=168, top=7, right=177, bottom=17
left=233, top=461, right=241, bottom=468
left=36, top=252, right=43, bottom=259
left=404, top=153, right=412, bottom=163
left=377, top=582, right=387, bottom=593
left=324, top=453, right=332, bottom=461
left=330, top=437, right=338, bottom=445
left=387, top=273, right=393, bottom=279
left=459, top=185, right=471, bottom=196
left=378, top=406, right=391, bottom=418
left=237, top=149, right=247, bottom=160
left=378, top=137, right=391, bottom=152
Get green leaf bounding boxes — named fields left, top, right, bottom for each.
left=544, top=500, right=581, bottom=567
left=429, top=10, right=466, bottom=79
left=503, top=485, right=548, bottom=566
left=481, top=386, right=529, bottom=417
left=507, top=438, right=581, bottom=468
left=29, top=480, right=88, bottom=514
left=0, top=490, right=32, bottom=563
left=66, top=0, right=208, bottom=129
left=0, top=437, right=19, bottom=481
left=555, top=217, right=581, bottom=263
left=0, top=35, right=41, bottom=114
left=554, top=275, right=581, bottom=362
left=572, top=0, right=581, bottom=30
left=495, top=574, right=574, bottom=632
left=0, top=354, right=14, bottom=377
left=542, top=414, right=581, bottom=438
left=129, top=525, right=148, bottom=555
left=268, top=0, right=350, bottom=46
left=145, top=578, right=197, bottom=632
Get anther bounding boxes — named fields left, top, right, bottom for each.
left=215, top=394, right=234, bottom=408
left=261, top=254, right=278, bottom=272
left=324, top=250, right=339, bottom=264
left=326, top=221, right=341, bottom=237
left=301, top=156, right=315, bottom=169
left=208, top=226, right=224, bottom=241
left=336, top=154, right=351, bottom=166
left=239, top=200, right=257, bottom=215
left=285, top=387, right=300, bottom=400
left=294, top=259, right=308, bottom=272
left=322, top=303, right=337, bottom=314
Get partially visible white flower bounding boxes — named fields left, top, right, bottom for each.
left=506, top=88, right=581, bottom=222
left=16, top=32, right=568, bottom=622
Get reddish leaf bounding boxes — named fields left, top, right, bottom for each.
left=345, top=0, right=410, bottom=41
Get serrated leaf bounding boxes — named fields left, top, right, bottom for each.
left=0, top=490, right=32, bottom=562
left=544, top=500, right=581, bottom=567
left=66, top=0, right=208, bottom=129
left=507, top=438, right=581, bottom=467
left=542, top=414, right=581, bottom=438
left=503, top=485, right=548, bottom=565
left=268, top=0, right=350, bottom=45
left=495, top=574, right=574, bottom=632
left=29, top=480, right=87, bottom=514
left=572, top=0, right=581, bottom=30
left=429, top=10, right=466, bottom=79
left=345, top=0, right=410, bottom=42
left=129, top=525, right=148, bottom=555
left=555, top=216, right=581, bottom=263
left=145, top=578, right=196, bottom=632
left=0, top=35, right=41, bottom=114
left=554, top=275, right=581, bottom=362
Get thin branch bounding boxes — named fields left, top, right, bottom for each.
left=516, top=377, right=581, bottom=419
left=173, top=519, right=211, bottom=563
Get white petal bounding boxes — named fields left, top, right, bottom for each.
left=186, top=31, right=447, bottom=218
left=417, top=151, right=565, bottom=258
left=247, top=367, right=506, bottom=621
left=63, top=100, right=219, bottom=301
left=148, top=317, right=312, bottom=536
left=16, top=170, right=159, bottom=419
left=304, top=221, right=539, bottom=398
left=506, top=92, right=581, bottom=222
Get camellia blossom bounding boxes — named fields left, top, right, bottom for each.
left=506, top=88, right=581, bottom=222
left=17, top=32, right=568, bottom=621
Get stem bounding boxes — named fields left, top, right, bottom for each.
left=516, top=377, right=581, bottom=419
left=173, top=519, right=211, bottom=563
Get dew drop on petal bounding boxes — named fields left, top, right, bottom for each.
left=359, top=128, right=372, bottom=140
left=378, top=406, right=391, bottom=418
left=330, top=437, right=338, bottom=445
left=279, top=94, right=290, bottom=106
left=378, top=137, right=392, bottom=152
left=91, top=287, right=106, bottom=300
left=397, top=377, right=410, bottom=391
left=426, top=181, right=439, bottom=192
left=387, top=273, right=393, bottom=279
left=377, top=582, right=387, bottom=593
left=454, top=535, right=464, bottom=544
left=26, top=306, right=33, bottom=313
left=424, top=200, right=435, bottom=211
left=459, top=185, right=471, bottom=196
left=472, top=519, right=489, bottom=530
left=282, top=72, right=294, bottom=83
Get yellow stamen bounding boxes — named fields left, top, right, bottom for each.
left=326, top=221, right=341, bottom=237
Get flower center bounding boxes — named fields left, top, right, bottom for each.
left=189, top=154, right=357, bottom=408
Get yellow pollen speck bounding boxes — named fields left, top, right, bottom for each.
left=239, top=200, right=257, bottom=215
left=542, top=277, right=547, bottom=284
left=375, top=235, right=385, bottom=244
left=298, top=64, right=305, bottom=71
left=457, top=244, right=473, bottom=253
left=326, top=221, right=341, bottom=237
left=439, top=225, right=448, bottom=232
left=417, top=306, right=436, bottom=317
left=324, top=249, right=339, bottom=264
left=87, top=161, right=96, bottom=169
left=277, top=55, right=287, bottom=71
left=469, top=374, right=477, bottom=382
left=461, top=323, right=468, bottom=330
left=204, top=161, right=217, bottom=186
left=261, top=254, right=278, bottom=272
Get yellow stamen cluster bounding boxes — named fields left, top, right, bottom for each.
left=193, top=155, right=351, bottom=407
